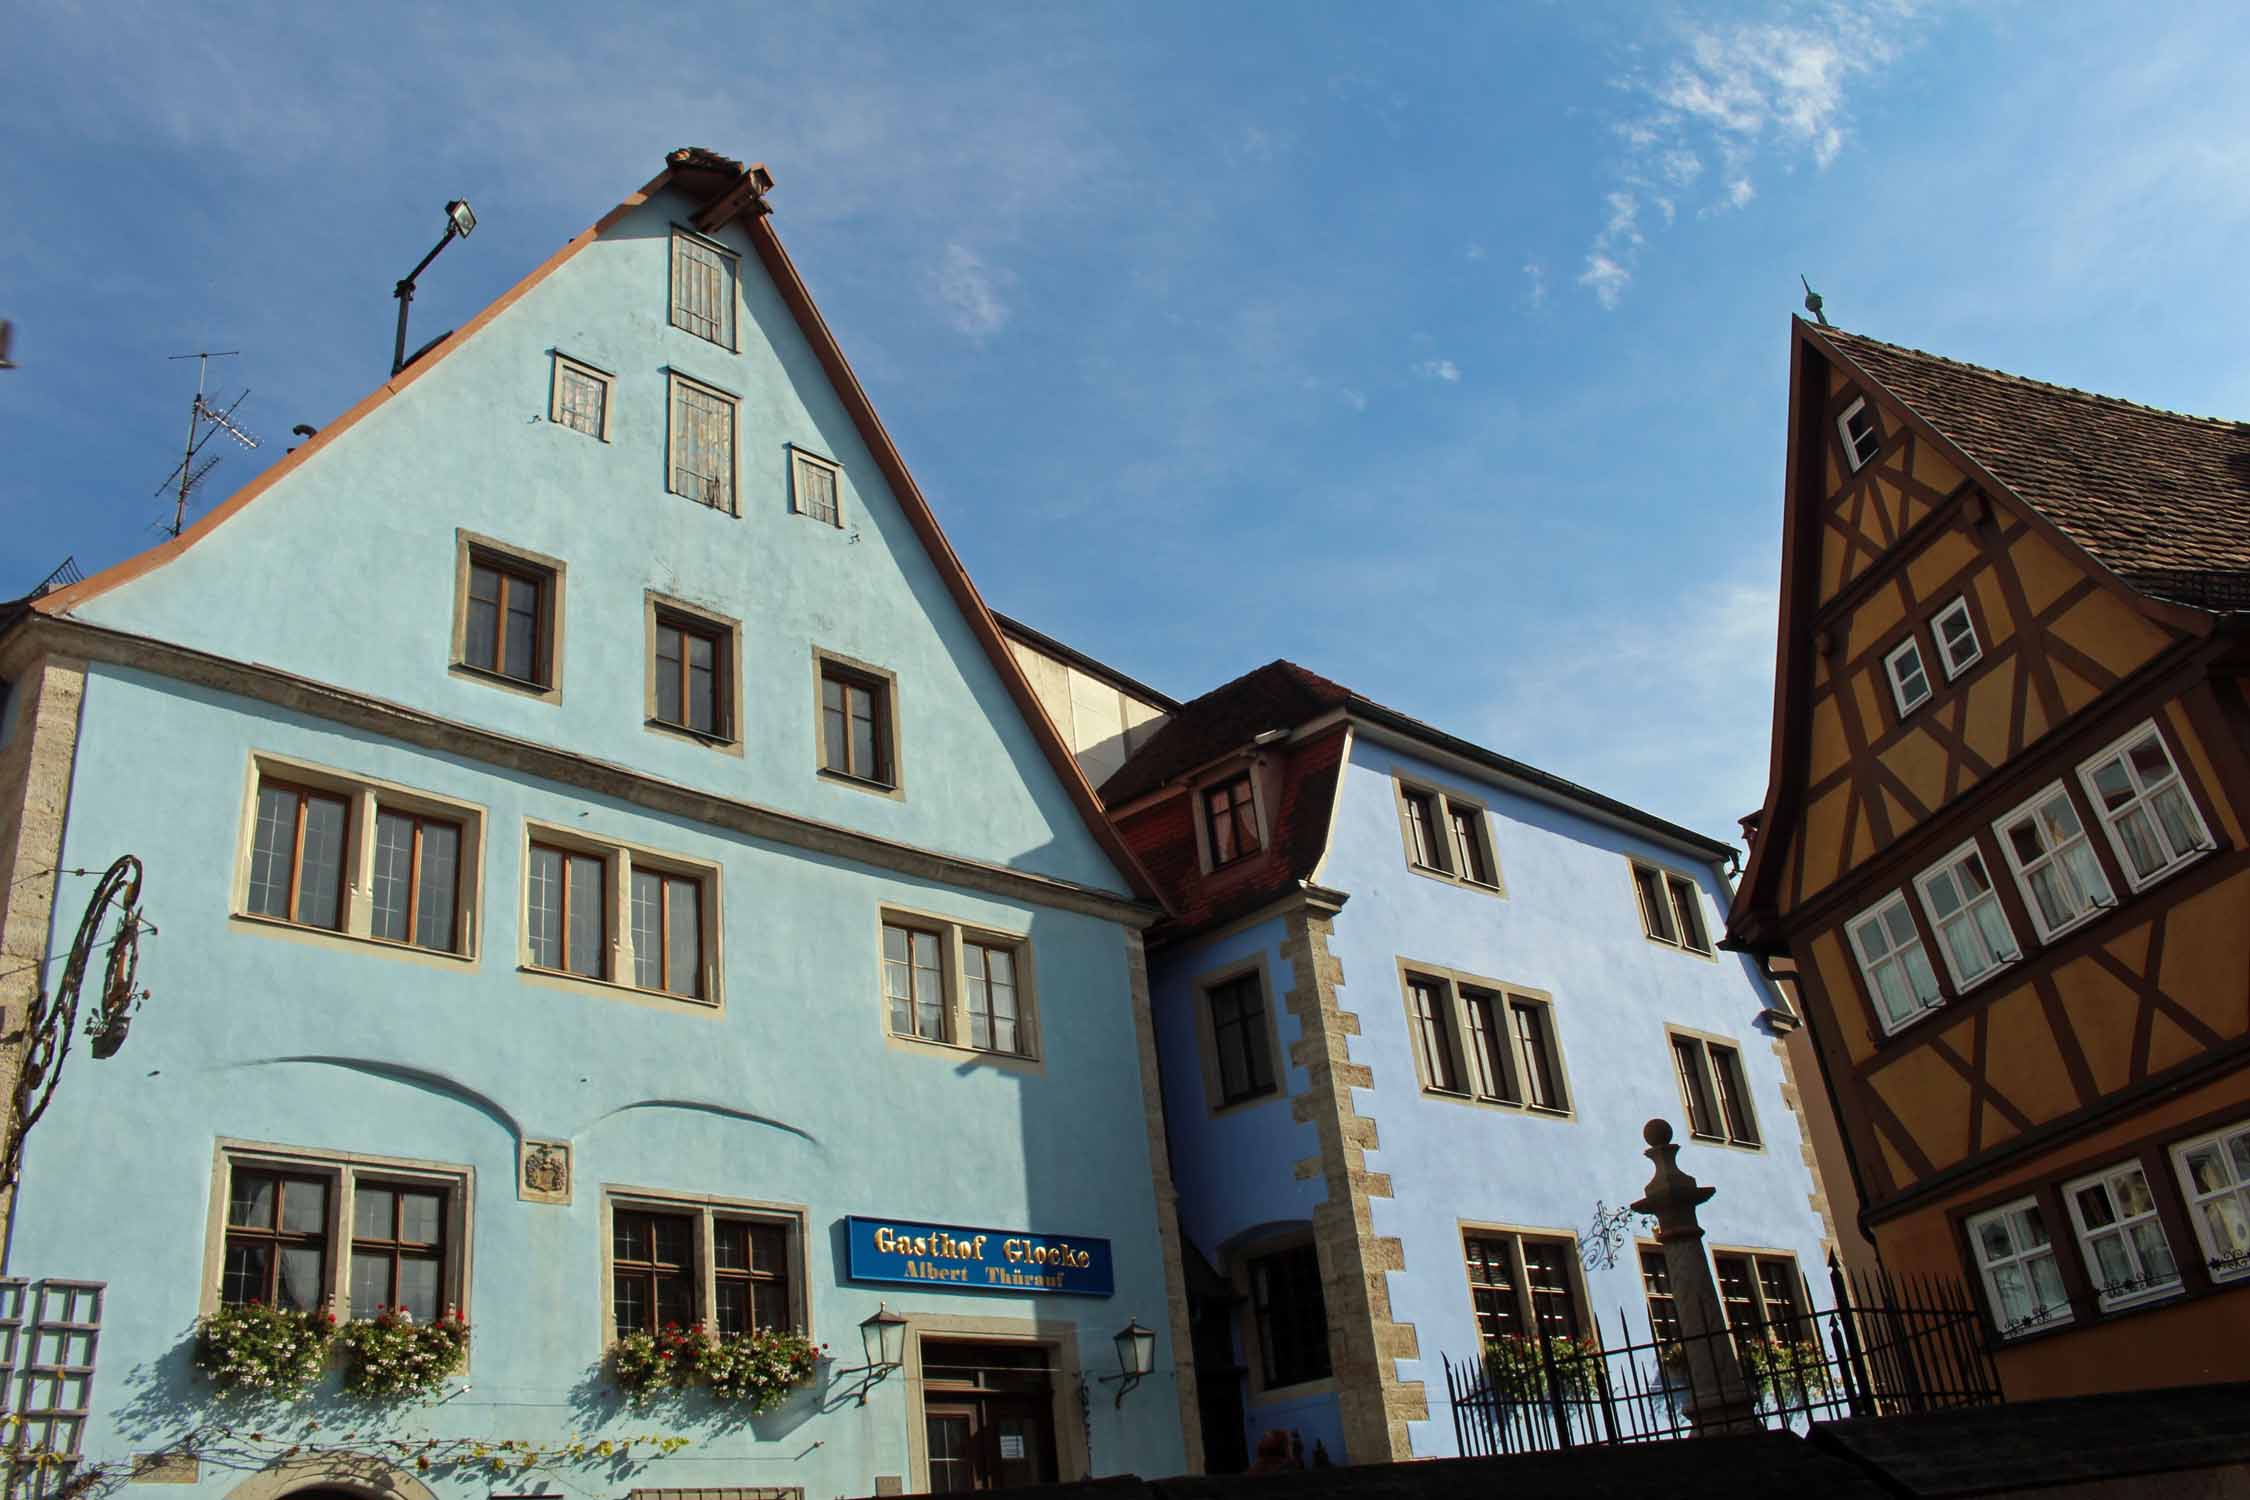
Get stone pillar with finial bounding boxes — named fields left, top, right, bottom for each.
left=1631, top=1117, right=1762, bottom=1434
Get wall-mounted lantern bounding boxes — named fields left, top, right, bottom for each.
left=849, top=1302, right=909, bottom=1405
left=1097, top=1318, right=1157, bottom=1407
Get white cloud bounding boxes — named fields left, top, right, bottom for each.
left=1522, top=260, right=1548, bottom=308
left=1339, top=386, right=1368, bottom=412
left=1411, top=358, right=1462, bottom=383
left=1464, top=242, right=1488, bottom=261
left=1581, top=1, right=1927, bottom=307
left=929, top=243, right=1013, bottom=341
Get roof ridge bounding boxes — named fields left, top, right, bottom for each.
left=1820, top=324, right=2246, bottom=431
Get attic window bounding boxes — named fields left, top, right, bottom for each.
left=1838, top=397, right=1881, bottom=470
left=670, top=227, right=738, bottom=349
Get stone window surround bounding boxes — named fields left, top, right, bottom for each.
left=668, top=223, right=742, bottom=353
left=1186, top=756, right=1273, bottom=877
left=1628, top=858, right=1715, bottom=959
left=548, top=351, right=615, bottom=441
left=642, top=591, right=745, bottom=756
left=230, top=750, right=487, bottom=966
left=875, top=901, right=1041, bottom=1073
left=448, top=530, right=567, bottom=705
left=596, top=1184, right=809, bottom=1348
left=200, top=1138, right=476, bottom=1343
left=1706, top=1244, right=1810, bottom=1333
left=1388, top=772, right=1506, bottom=897
left=1455, top=1219, right=1591, bottom=1342
left=897, top=1311, right=1089, bottom=1493
left=812, top=646, right=905, bottom=800
left=1232, top=1232, right=1336, bottom=1403
left=1664, top=1025, right=1763, bottom=1152
left=1390, top=958, right=1573, bottom=1119
left=788, top=444, right=844, bottom=528
left=518, top=818, right=725, bottom=1013
left=1186, top=951, right=1286, bottom=1117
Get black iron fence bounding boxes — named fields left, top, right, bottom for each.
left=1442, top=1260, right=2002, bottom=1456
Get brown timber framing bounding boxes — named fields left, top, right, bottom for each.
left=6, top=615, right=1161, bottom=929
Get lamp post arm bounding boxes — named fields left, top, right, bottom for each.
left=390, top=225, right=461, bottom=376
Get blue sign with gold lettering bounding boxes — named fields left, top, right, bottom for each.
left=845, top=1215, right=1115, bottom=1298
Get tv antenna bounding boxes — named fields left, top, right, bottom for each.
left=154, top=351, right=260, bottom=537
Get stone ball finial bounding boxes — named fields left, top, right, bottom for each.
left=1644, top=1118, right=1674, bottom=1149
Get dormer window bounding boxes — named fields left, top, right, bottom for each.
left=1885, top=637, right=1932, bottom=717
left=1203, top=773, right=1262, bottom=868
left=1933, top=597, right=1981, bottom=679
left=1838, top=396, right=1881, bottom=470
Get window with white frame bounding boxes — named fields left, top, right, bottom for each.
left=668, top=373, right=738, bottom=513
left=1932, top=597, right=1981, bottom=679
left=550, top=354, right=612, bottom=440
left=1393, top=778, right=1502, bottom=891
left=2078, top=723, right=2214, bottom=890
left=1914, top=842, right=2019, bottom=990
left=523, top=826, right=717, bottom=1003
left=1632, top=861, right=1711, bottom=954
left=1399, top=968, right=1567, bottom=1112
left=2170, top=1120, right=2250, bottom=1282
left=1848, top=892, right=1944, bottom=1033
left=2062, top=1162, right=2179, bottom=1309
left=211, top=1144, right=470, bottom=1325
left=1965, top=1198, right=2070, bottom=1338
left=789, top=447, right=843, bottom=527
left=1994, top=783, right=2116, bottom=941
left=879, top=910, right=1035, bottom=1060
left=1884, top=637, right=1932, bottom=717
left=1838, top=397, right=1881, bottom=470
left=241, top=759, right=482, bottom=958
left=605, top=1191, right=805, bottom=1340
left=669, top=228, right=738, bottom=348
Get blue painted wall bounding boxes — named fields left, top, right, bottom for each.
left=10, top=178, right=1185, bottom=1498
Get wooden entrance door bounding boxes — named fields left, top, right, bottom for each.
left=921, top=1342, right=1060, bottom=1491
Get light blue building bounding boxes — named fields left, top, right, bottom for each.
left=0, top=148, right=1196, bottom=1500
left=1008, top=656, right=1839, bottom=1469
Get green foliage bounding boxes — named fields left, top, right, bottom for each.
left=1739, top=1336, right=1832, bottom=1400
left=609, top=1324, right=706, bottom=1400
left=195, top=1302, right=335, bottom=1401
left=610, top=1323, right=824, bottom=1409
left=335, top=1308, right=470, bottom=1400
left=1481, top=1333, right=1603, bottom=1401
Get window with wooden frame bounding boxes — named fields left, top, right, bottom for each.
left=2170, top=1120, right=2250, bottom=1283
left=1245, top=1243, right=1330, bottom=1388
left=2062, top=1161, right=2180, bottom=1310
left=1848, top=891, right=1944, bottom=1034
left=1205, top=971, right=1277, bottom=1106
left=1631, top=861, right=1710, bottom=953
left=1995, top=783, right=2116, bottom=942
left=1669, top=1031, right=1760, bottom=1147
left=1399, top=967, right=1567, bottom=1113
left=1884, top=636, right=1932, bottom=717
left=669, top=227, right=738, bottom=349
left=2078, top=722, right=2215, bottom=892
left=211, top=1144, right=470, bottom=1325
left=1202, top=773, right=1261, bottom=869
left=550, top=353, right=613, bottom=440
left=1838, top=396, right=1881, bottom=470
left=604, top=1192, right=806, bottom=1342
left=1638, top=1248, right=1682, bottom=1346
left=651, top=607, right=733, bottom=742
left=239, top=758, right=483, bottom=959
left=1914, top=841, right=2020, bottom=991
left=1509, top=999, right=1566, bottom=1112
left=1464, top=1231, right=1584, bottom=1346
left=789, top=446, right=843, bottom=527
left=819, top=657, right=897, bottom=788
left=1965, top=1198, right=2071, bottom=1338
left=667, top=372, right=738, bottom=513
left=1712, top=1251, right=1807, bottom=1342
left=1406, top=975, right=1463, bottom=1094
left=523, top=826, right=718, bottom=1004
left=879, top=909, right=1036, bottom=1061
left=1932, top=596, right=1981, bottom=679
left=1393, top=777, right=1502, bottom=892
left=462, top=553, right=553, bottom=689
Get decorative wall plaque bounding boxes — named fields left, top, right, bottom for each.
left=518, top=1139, right=571, bottom=1204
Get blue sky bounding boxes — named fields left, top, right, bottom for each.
left=5, top=1, right=2247, bottom=845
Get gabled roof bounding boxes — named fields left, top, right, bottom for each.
left=20, top=148, right=1158, bottom=906
left=1810, top=324, right=2250, bottom=611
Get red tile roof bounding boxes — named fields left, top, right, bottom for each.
left=1099, top=661, right=1350, bottom=808
left=1813, top=325, right=2250, bottom=611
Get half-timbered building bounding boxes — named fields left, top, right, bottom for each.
left=1726, top=319, right=2250, bottom=1398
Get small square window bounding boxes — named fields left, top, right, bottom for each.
left=550, top=354, right=612, bottom=440
left=650, top=606, right=734, bottom=742
left=669, top=228, right=738, bottom=349
left=1838, top=396, right=1881, bottom=470
left=1885, top=637, right=1932, bottom=717
left=1932, top=597, right=1981, bottom=679
left=790, top=448, right=843, bottom=527
left=668, top=373, right=738, bottom=513
left=818, top=656, right=897, bottom=789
